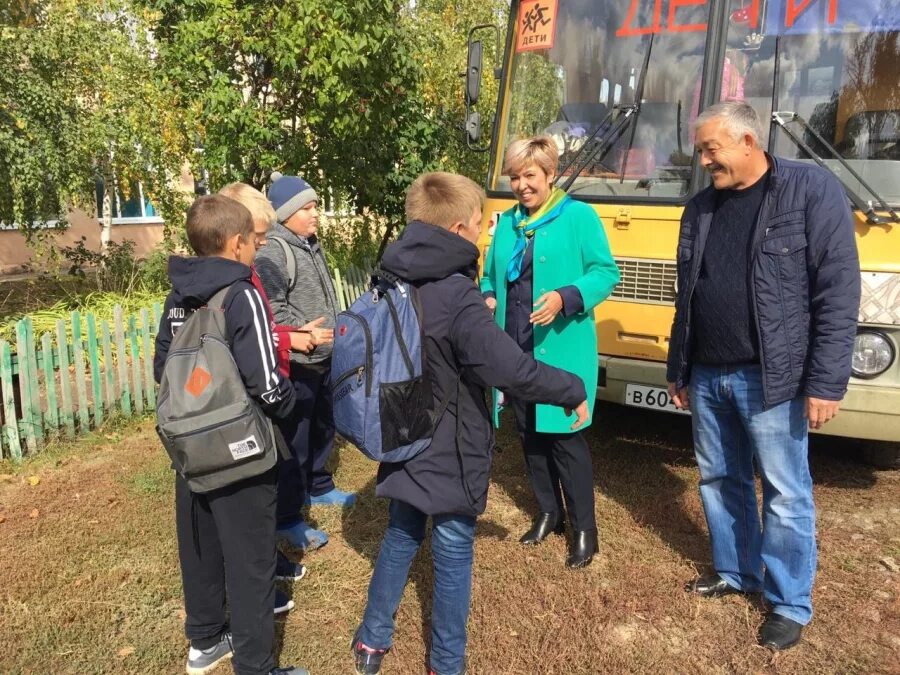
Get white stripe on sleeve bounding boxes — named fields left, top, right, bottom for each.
left=244, top=288, right=278, bottom=389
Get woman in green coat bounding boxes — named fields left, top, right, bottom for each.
left=481, top=135, right=619, bottom=568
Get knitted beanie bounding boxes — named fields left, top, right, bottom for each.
left=268, top=171, right=319, bottom=222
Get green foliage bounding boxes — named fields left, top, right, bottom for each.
left=61, top=239, right=172, bottom=296
left=405, top=0, right=509, bottom=182
left=0, top=0, right=189, bottom=240
left=146, top=0, right=445, bottom=231
left=317, top=213, right=384, bottom=272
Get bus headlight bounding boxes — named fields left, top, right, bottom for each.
left=851, top=331, right=895, bottom=379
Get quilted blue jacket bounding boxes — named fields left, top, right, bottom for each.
left=667, top=155, right=861, bottom=408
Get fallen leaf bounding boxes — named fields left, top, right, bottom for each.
left=27, top=476, right=40, bottom=486
left=0, top=515, right=6, bottom=524
left=116, top=646, right=135, bottom=658
left=29, top=509, right=39, bottom=519
left=0, top=473, right=14, bottom=482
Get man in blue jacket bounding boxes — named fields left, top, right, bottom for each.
left=667, top=102, right=861, bottom=651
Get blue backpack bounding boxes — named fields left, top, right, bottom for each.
left=331, top=270, right=449, bottom=463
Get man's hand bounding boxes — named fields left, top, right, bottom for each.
left=565, top=400, right=590, bottom=430
left=667, top=381, right=690, bottom=411
left=485, top=296, right=498, bottom=314
left=530, top=291, right=563, bottom=326
left=806, top=397, right=840, bottom=430
left=301, top=317, right=334, bottom=346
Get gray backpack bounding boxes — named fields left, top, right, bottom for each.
left=156, top=285, right=278, bottom=493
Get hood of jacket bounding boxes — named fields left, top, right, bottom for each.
left=166, top=255, right=252, bottom=309
left=380, top=220, right=479, bottom=282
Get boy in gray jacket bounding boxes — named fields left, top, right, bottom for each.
left=255, top=173, right=356, bottom=552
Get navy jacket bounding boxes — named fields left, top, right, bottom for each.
left=375, top=221, right=587, bottom=517
left=153, top=256, right=295, bottom=419
left=667, top=156, right=861, bottom=407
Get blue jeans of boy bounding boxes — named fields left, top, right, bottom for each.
left=358, top=499, right=476, bottom=675
left=690, top=364, right=816, bottom=625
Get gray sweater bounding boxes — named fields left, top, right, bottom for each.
left=254, top=222, right=339, bottom=366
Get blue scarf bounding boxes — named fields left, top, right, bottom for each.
left=506, top=187, right=570, bottom=283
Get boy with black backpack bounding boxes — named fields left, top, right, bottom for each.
left=153, top=194, right=308, bottom=675
left=349, top=172, right=589, bottom=675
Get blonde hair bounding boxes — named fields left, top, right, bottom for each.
left=219, top=182, right=277, bottom=226
left=502, top=135, right=559, bottom=177
left=405, top=172, right=485, bottom=230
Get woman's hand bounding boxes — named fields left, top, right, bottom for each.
left=530, top=291, right=563, bottom=326
left=565, top=400, right=590, bottom=430
left=485, top=297, right=497, bottom=314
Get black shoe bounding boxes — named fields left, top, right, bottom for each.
left=352, top=627, right=389, bottom=674
left=566, top=528, right=597, bottom=569
left=758, top=614, right=803, bottom=651
left=519, top=513, right=565, bottom=545
left=684, top=574, right=745, bottom=598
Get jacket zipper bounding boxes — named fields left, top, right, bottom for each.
left=340, top=312, right=373, bottom=396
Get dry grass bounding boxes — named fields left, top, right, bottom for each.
left=0, top=409, right=898, bottom=674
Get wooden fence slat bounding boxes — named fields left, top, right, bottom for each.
left=141, top=309, right=156, bottom=408
left=128, top=315, right=144, bottom=414
left=15, top=321, right=36, bottom=454
left=114, top=306, right=132, bottom=418
left=152, top=302, right=162, bottom=332
left=70, top=311, right=91, bottom=432
left=40, top=333, right=59, bottom=434
left=24, top=318, right=43, bottom=448
left=332, top=268, right=346, bottom=311
left=101, top=321, right=115, bottom=411
left=56, top=320, right=75, bottom=438
left=0, top=340, right=22, bottom=459
left=86, top=313, right=103, bottom=426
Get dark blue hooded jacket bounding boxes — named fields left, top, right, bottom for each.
left=153, top=256, right=295, bottom=419
left=667, top=156, right=861, bottom=407
left=375, top=221, right=587, bottom=517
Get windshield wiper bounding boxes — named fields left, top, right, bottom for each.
left=555, top=33, right=655, bottom=193
left=772, top=110, right=899, bottom=225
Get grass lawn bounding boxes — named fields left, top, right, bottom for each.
left=0, top=408, right=898, bottom=674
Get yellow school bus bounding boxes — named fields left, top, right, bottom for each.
left=465, top=0, right=900, bottom=464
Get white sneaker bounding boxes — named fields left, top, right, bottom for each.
left=274, top=589, right=295, bottom=615
left=186, top=632, right=233, bottom=674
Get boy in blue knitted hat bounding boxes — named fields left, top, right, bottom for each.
left=255, top=173, right=356, bottom=552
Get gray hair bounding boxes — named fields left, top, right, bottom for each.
left=693, top=101, right=764, bottom=147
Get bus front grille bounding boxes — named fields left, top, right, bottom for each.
left=610, top=257, right=678, bottom=305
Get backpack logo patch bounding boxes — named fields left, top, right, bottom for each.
left=228, top=435, right=261, bottom=461
left=184, top=367, right=212, bottom=397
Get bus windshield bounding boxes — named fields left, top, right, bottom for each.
left=493, top=0, right=713, bottom=200
left=723, top=0, right=900, bottom=207
left=492, top=1, right=900, bottom=207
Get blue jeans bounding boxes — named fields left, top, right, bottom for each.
left=359, top=500, right=476, bottom=675
left=691, top=364, right=816, bottom=625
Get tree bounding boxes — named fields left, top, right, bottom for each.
left=0, top=0, right=189, bottom=245
left=406, top=0, right=510, bottom=182
left=145, top=0, right=445, bottom=226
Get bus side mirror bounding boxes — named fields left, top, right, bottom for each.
left=466, top=40, right=483, bottom=106
left=465, top=111, right=482, bottom=144
left=462, top=24, right=501, bottom=153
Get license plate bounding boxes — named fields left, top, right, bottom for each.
left=624, top=384, right=690, bottom=415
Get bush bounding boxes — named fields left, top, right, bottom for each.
left=317, top=211, right=385, bottom=272
left=62, top=238, right=171, bottom=295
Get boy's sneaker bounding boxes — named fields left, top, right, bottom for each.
left=269, top=668, right=310, bottom=675
left=306, top=488, right=356, bottom=507
left=352, top=628, right=389, bottom=674
left=274, top=589, right=294, bottom=615
left=276, top=552, right=308, bottom=581
left=277, top=521, right=329, bottom=551
left=186, top=632, right=233, bottom=675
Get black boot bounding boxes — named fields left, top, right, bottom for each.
left=519, top=512, right=565, bottom=545
left=566, top=528, right=598, bottom=569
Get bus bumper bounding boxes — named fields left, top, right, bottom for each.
left=597, top=355, right=900, bottom=443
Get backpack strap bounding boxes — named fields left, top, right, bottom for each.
left=207, top=284, right=232, bottom=311
left=269, top=235, right=297, bottom=292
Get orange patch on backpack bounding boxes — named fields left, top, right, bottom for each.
left=185, top=367, right=212, bottom=397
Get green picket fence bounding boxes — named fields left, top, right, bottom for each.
left=0, top=264, right=372, bottom=461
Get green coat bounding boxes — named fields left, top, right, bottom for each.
left=480, top=196, right=619, bottom=433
